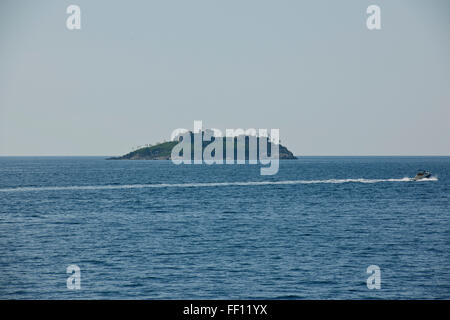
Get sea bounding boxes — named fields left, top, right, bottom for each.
left=0, top=156, right=449, bottom=299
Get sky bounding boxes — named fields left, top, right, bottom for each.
left=0, top=0, right=449, bottom=156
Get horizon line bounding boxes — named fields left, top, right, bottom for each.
left=1, top=154, right=449, bottom=157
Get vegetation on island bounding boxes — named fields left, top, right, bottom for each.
left=108, top=132, right=296, bottom=160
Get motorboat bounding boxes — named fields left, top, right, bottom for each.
left=412, top=170, right=432, bottom=181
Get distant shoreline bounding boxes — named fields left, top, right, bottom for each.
left=1, top=155, right=450, bottom=158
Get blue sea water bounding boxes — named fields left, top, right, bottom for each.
left=0, top=156, right=449, bottom=299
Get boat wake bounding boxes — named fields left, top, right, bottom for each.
left=0, top=177, right=438, bottom=193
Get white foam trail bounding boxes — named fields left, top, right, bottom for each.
left=0, top=177, right=437, bottom=193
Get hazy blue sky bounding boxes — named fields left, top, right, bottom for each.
left=1, top=0, right=449, bottom=156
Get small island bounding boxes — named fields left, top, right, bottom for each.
left=109, top=133, right=296, bottom=160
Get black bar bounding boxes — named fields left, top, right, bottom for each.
left=1, top=300, right=448, bottom=318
